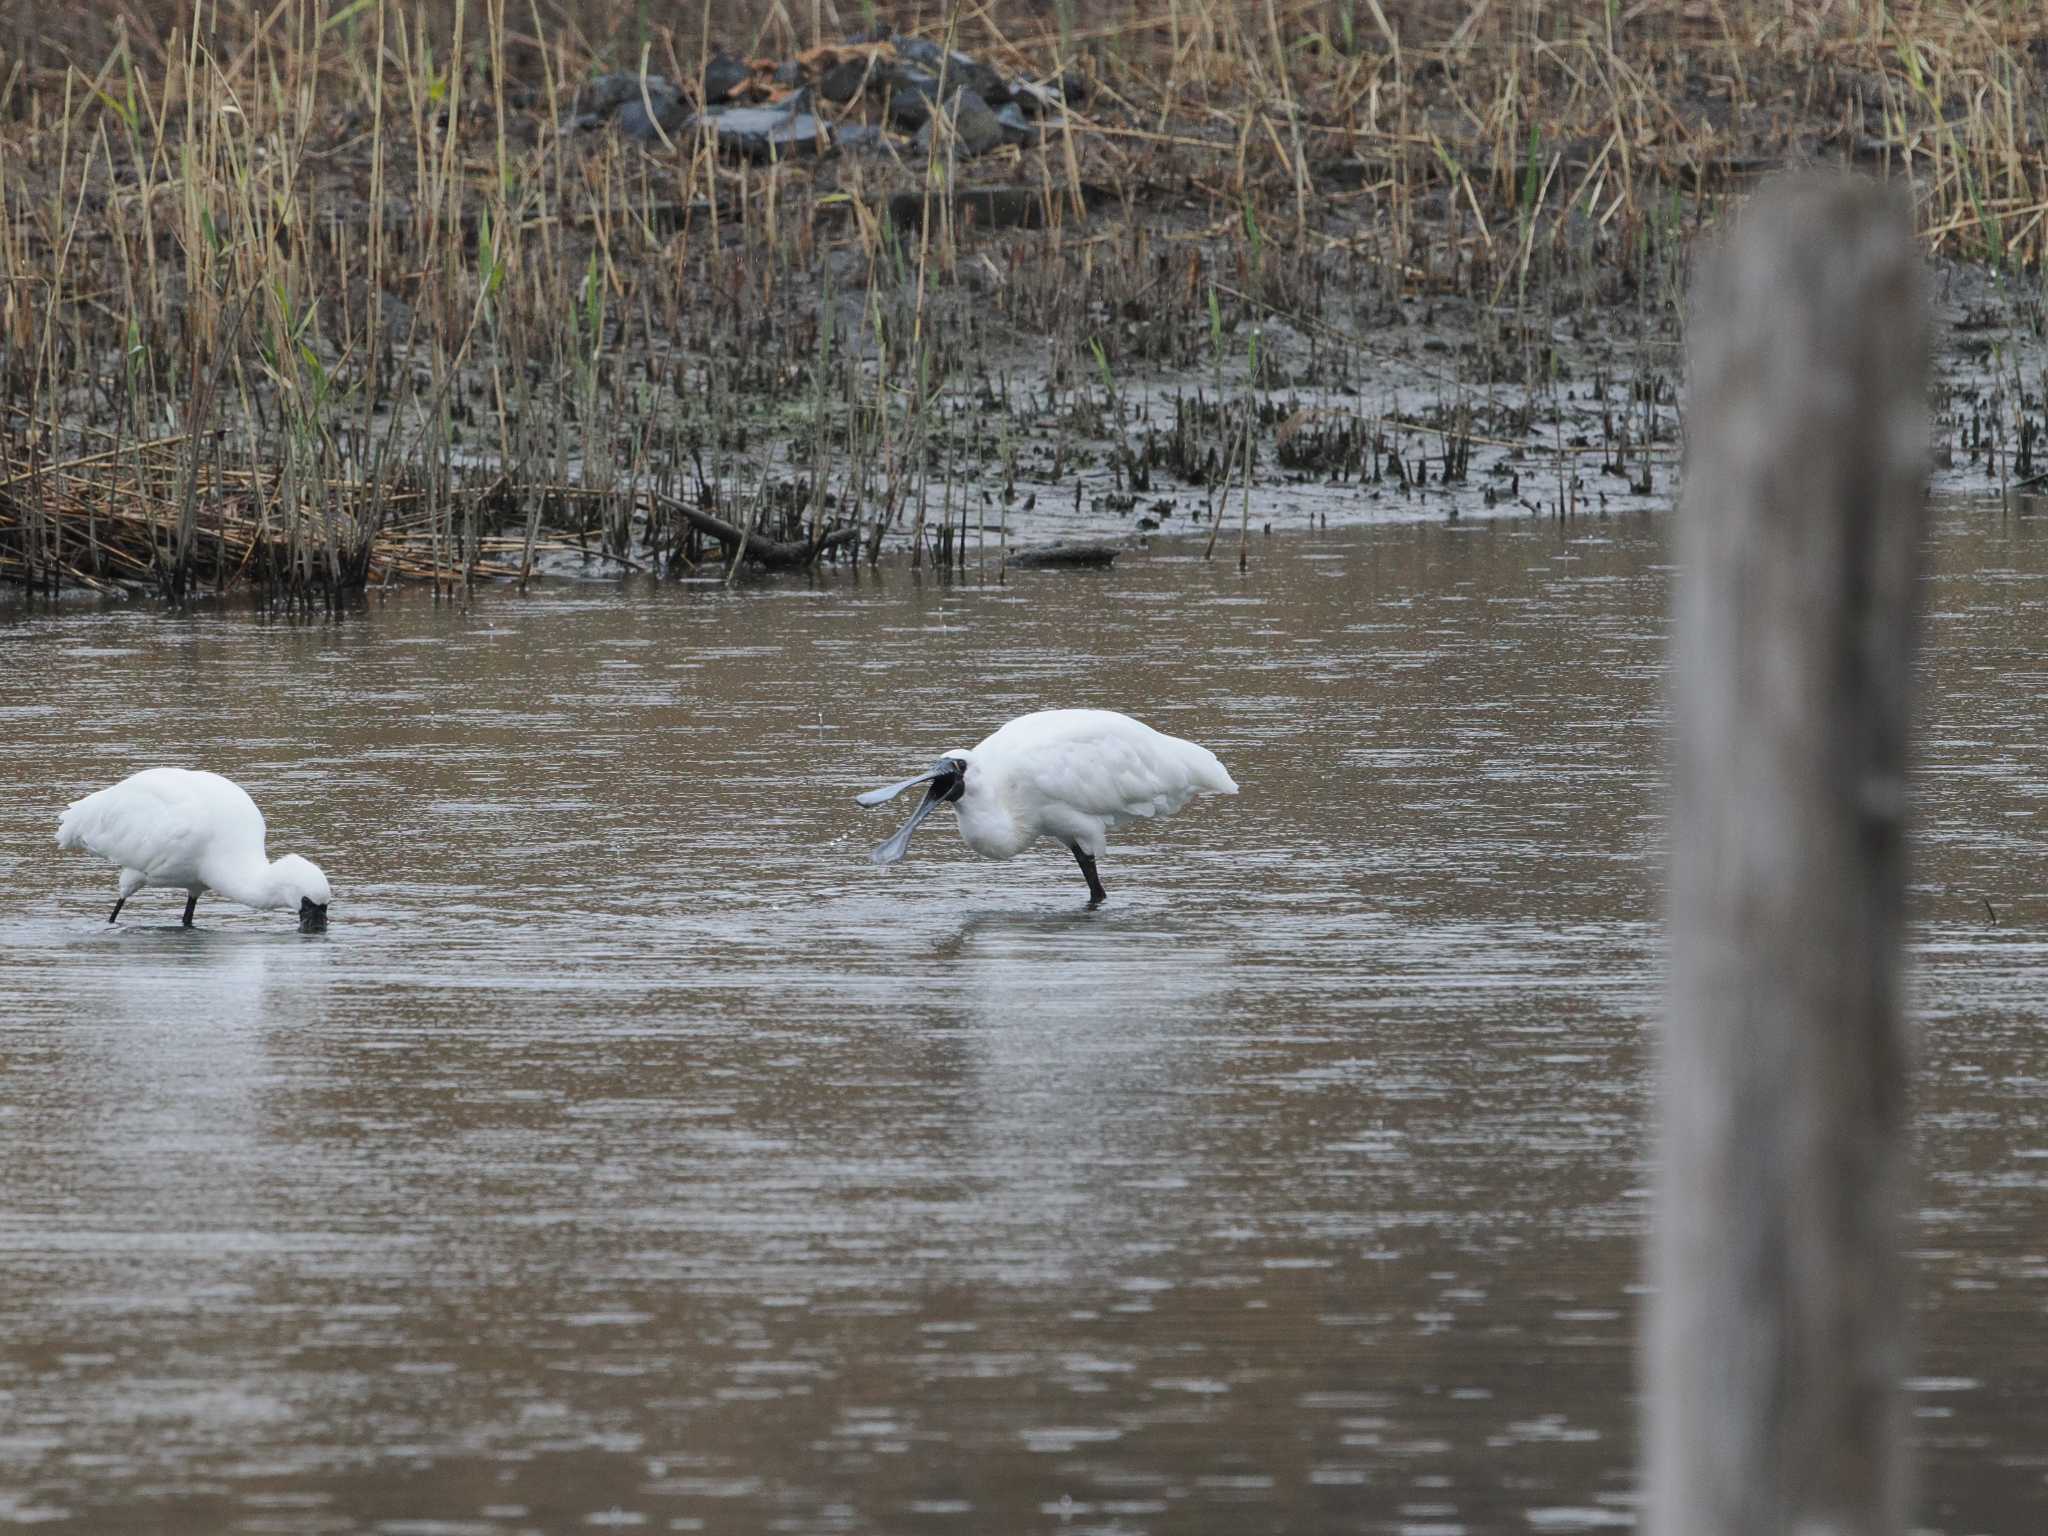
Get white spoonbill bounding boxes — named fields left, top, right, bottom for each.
left=56, top=768, right=332, bottom=932
left=856, top=708, right=1238, bottom=905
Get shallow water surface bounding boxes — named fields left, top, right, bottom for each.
left=2, top=510, right=2045, bottom=1533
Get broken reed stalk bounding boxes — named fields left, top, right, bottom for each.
left=1652, top=175, right=1926, bottom=1536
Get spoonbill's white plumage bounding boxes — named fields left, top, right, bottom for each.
left=856, top=708, right=1237, bottom=904
left=56, top=768, right=332, bottom=932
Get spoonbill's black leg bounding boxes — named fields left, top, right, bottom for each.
left=181, top=891, right=199, bottom=928
left=107, top=897, right=126, bottom=924
left=1071, top=846, right=1108, bottom=907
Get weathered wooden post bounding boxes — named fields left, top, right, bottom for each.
left=1651, top=177, right=1926, bottom=1534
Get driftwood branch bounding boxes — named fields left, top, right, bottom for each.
left=1007, top=540, right=1121, bottom=569
left=1651, top=176, right=1927, bottom=1535
left=654, top=494, right=858, bottom=570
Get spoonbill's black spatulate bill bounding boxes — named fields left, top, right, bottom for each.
left=856, top=709, right=1238, bottom=905
left=56, top=768, right=333, bottom=932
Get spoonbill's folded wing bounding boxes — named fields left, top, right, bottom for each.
left=1016, top=724, right=1237, bottom=824
left=58, top=772, right=214, bottom=880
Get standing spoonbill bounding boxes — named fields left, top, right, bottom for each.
left=856, top=708, right=1238, bottom=905
left=56, top=768, right=332, bottom=932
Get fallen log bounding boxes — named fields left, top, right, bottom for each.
left=655, top=495, right=859, bottom=569
left=1007, top=540, right=1121, bottom=569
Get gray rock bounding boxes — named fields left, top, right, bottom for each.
left=891, top=35, right=944, bottom=68
left=888, top=36, right=1007, bottom=103
left=940, top=89, right=1006, bottom=157
left=578, top=72, right=671, bottom=117
left=945, top=53, right=1010, bottom=105
left=616, top=85, right=687, bottom=141
left=818, top=57, right=871, bottom=103
left=1009, top=71, right=1088, bottom=114
left=877, top=63, right=941, bottom=129
left=833, top=123, right=889, bottom=155
left=702, top=54, right=750, bottom=103
left=690, top=98, right=829, bottom=161
left=993, top=102, right=1039, bottom=147
left=1008, top=77, right=1064, bottom=115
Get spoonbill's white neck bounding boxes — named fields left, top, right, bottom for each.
left=208, top=854, right=292, bottom=910
left=216, top=850, right=331, bottom=931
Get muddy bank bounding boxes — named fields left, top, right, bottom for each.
left=5, top=249, right=2033, bottom=605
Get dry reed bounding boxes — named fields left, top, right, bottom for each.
left=1, top=1, right=2042, bottom=600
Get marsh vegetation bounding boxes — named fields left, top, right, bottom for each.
left=1, top=0, right=2043, bottom=602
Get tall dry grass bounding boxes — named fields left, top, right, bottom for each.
left=0, top=1, right=2042, bottom=599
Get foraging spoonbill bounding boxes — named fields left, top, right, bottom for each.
left=856, top=708, right=1238, bottom=905
left=57, top=768, right=332, bottom=932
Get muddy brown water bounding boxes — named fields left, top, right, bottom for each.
left=1, top=506, right=2044, bottom=1534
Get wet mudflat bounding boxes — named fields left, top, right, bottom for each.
left=0, top=506, right=2045, bottom=1534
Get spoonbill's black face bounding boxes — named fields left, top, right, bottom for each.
left=929, top=758, right=967, bottom=803
left=299, top=897, right=330, bottom=933
left=860, top=757, right=967, bottom=865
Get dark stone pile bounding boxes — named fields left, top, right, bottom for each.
left=567, top=37, right=1082, bottom=162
